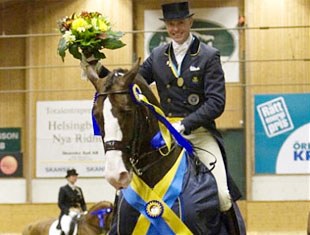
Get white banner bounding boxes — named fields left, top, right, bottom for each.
left=36, top=100, right=105, bottom=177
left=144, top=7, right=239, bottom=82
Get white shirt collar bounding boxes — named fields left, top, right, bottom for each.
left=68, top=183, right=76, bottom=190
left=172, top=33, right=193, bottom=56
left=172, top=33, right=193, bottom=68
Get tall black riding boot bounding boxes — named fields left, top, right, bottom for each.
left=56, top=225, right=65, bottom=235
left=56, top=221, right=61, bottom=230
left=56, top=217, right=65, bottom=235
left=222, top=207, right=241, bottom=235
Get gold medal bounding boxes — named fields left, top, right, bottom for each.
left=177, top=77, right=184, bottom=87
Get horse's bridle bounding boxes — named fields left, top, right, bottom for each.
left=96, top=88, right=162, bottom=176
left=95, top=89, right=132, bottom=155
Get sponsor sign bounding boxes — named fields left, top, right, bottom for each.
left=255, top=94, right=310, bottom=174
left=36, top=100, right=105, bottom=177
left=144, top=7, right=239, bottom=82
left=0, top=128, right=21, bottom=152
left=0, top=152, right=23, bottom=177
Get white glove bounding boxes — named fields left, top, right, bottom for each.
left=80, top=54, right=98, bottom=70
left=172, top=121, right=185, bottom=134
left=80, top=54, right=100, bottom=80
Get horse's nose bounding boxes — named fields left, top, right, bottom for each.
left=104, top=151, right=131, bottom=189
left=119, top=171, right=132, bottom=188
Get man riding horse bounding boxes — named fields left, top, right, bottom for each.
left=82, top=1, right=244, bottom=234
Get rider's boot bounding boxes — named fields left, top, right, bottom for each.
left=56, top=221, right=65, bottom=235
left=56, top=223, right=61, bottom=230
left=222, top=206, right=241, bottom=235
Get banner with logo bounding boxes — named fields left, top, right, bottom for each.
left=254, top=94, right=310, bottom=174
left=144, top=7, right=239, bottom=82
left=0, top=152, right=23, bottom=177
left=0, top=128, right=21, bottom=152
left=36, top=100, right=105, bottom=177
left=0, top=128, right=23, bottom=177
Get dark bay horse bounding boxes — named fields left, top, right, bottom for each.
left=22, top=201, right=113, bottom=235
left=85, top=60, right=245, bottom=234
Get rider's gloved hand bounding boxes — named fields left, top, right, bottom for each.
left=69, top=210, right=78, bottom=217
left=80, top=54, right=98, bottom=70
left=172, top=121, right=185, bottom=134
left=80, top=54, right=101, bottom=80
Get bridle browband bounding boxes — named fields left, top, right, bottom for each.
left=96, top=89, right=130, bottom=97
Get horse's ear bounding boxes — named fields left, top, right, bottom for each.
left=121, top=58, right=141, bottom=87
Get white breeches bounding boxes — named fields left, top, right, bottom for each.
left=184, top=127, right=232, bottom=212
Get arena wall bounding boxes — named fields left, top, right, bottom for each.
left=0, top=201, right=309, bottom=234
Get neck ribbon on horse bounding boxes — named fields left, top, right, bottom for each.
left=122, top=149, right=193, bottom=235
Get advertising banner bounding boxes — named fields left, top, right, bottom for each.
left=255, top=94, right=310, bottom=174
left=0, top=128, right=21, bottom=152
left=0, top=152, right=23, bottom=177
left=36, top=100, right=105, bottom=177
left=144, top=7, right=239, bottom=82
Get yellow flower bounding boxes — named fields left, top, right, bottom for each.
left=71, top=18, right=89, bottom=32
left=98, top=18, right=108, bottom=32
left=91, top=18, right=98, bottom=30
left=57, top=11, right=125, bottom=61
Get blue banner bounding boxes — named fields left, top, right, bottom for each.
left=254, top=93, right=310, bottom=174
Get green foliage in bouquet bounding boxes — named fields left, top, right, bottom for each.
left=57, top=11, right=126, bottom=61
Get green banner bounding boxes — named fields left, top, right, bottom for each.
left=0, top=128, right=21, bottom=152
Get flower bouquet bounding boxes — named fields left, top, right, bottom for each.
left=57, top=11, right=126, bottom=62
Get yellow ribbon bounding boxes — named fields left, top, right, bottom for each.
left=167, top=117, right=184, bottom=123
left=131, top=84, right=172, bottom=155
left=131, top=149, right=192, bottom=235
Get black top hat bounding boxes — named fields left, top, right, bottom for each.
left=65, top=168, right=79, bottom=178
left=160, top=1, right=194, bottom=21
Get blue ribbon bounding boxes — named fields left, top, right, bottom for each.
left=92, top=92, right=101, bottom=136
left=91, top=207, right=113, bottom=228
left=123, top=188, right=175, bottom=235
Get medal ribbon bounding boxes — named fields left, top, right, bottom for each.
left=122, top=149, right=193, bottom=235
left=168, top=46, right=181, bottom=78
